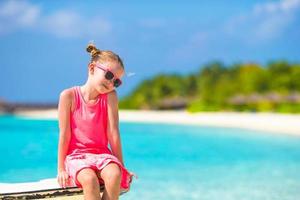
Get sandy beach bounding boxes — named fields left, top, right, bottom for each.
left=11, top=109, right=300, bottom=136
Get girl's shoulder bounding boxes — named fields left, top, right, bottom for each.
left=107, top=90, right=117, bottom=101
left=59, top=86, right=76, bottom=113
left=107, top=90, right=119, bottom=108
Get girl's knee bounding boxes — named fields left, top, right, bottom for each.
left=110, top=168, right=122, bottom=181
left=101, top=163, right=122, bottom=182
left=77, top=168, right=99, bottom=187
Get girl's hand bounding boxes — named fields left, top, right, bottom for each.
left=57, top=170, right=70, bottom=188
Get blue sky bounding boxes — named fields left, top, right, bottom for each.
left=0, top=0, right=299, bottom=103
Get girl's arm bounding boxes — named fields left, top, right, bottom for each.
left=107, top=90, right=125, bottom=166
left=57, top=89, right=72, bottom=172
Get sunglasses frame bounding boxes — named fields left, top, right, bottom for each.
left=94, top=63, right=122, bottom=88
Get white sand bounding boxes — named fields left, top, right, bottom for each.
left=13, top=109, right=300, bottom=136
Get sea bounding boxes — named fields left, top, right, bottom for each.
left=0, top=114, right=300, bottom=200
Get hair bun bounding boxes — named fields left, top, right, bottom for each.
left=86, top=43, right=97, bottom=53
left=86, top=44, right=101, bottom=57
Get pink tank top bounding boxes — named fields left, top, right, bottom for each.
left=67, top=86, right=112, bottom=156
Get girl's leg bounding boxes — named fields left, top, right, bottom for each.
left=77, top=168, right=101, bottom=200
left=97, top=163, right=122, bottom=200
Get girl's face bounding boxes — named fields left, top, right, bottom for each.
left=89, top=61, right=124, bottom=93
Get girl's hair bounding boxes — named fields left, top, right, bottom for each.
left=86, top=44, right=124, bottom=69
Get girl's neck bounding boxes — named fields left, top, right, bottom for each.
left=80, top=84, right=100, bottom=101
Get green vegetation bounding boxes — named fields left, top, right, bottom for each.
left=119, top=60, right=300, bottom=113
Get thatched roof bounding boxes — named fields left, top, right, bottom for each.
left=227, top=91, right=300, bottom=105
left=158, top=97, right=188, bottom=110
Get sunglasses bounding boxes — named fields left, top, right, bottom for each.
left=95, top=63, right=122, bottom=88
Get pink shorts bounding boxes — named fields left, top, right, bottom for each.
left=64, top=153, right=132, bottom=193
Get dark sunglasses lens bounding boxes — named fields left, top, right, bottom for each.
left=105, top=71, right=114, bottom=80
left=114, top=79, right=122, bottom=87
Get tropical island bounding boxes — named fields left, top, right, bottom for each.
left=119, top=60, right=300, bottom=113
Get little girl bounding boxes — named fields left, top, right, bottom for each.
left=57, top=43, right=137, bottom=200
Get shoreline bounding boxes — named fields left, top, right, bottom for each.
left=4, top=109, right=300, bottom=136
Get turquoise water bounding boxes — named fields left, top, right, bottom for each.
left=0, top=114, right=300, bottom=200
